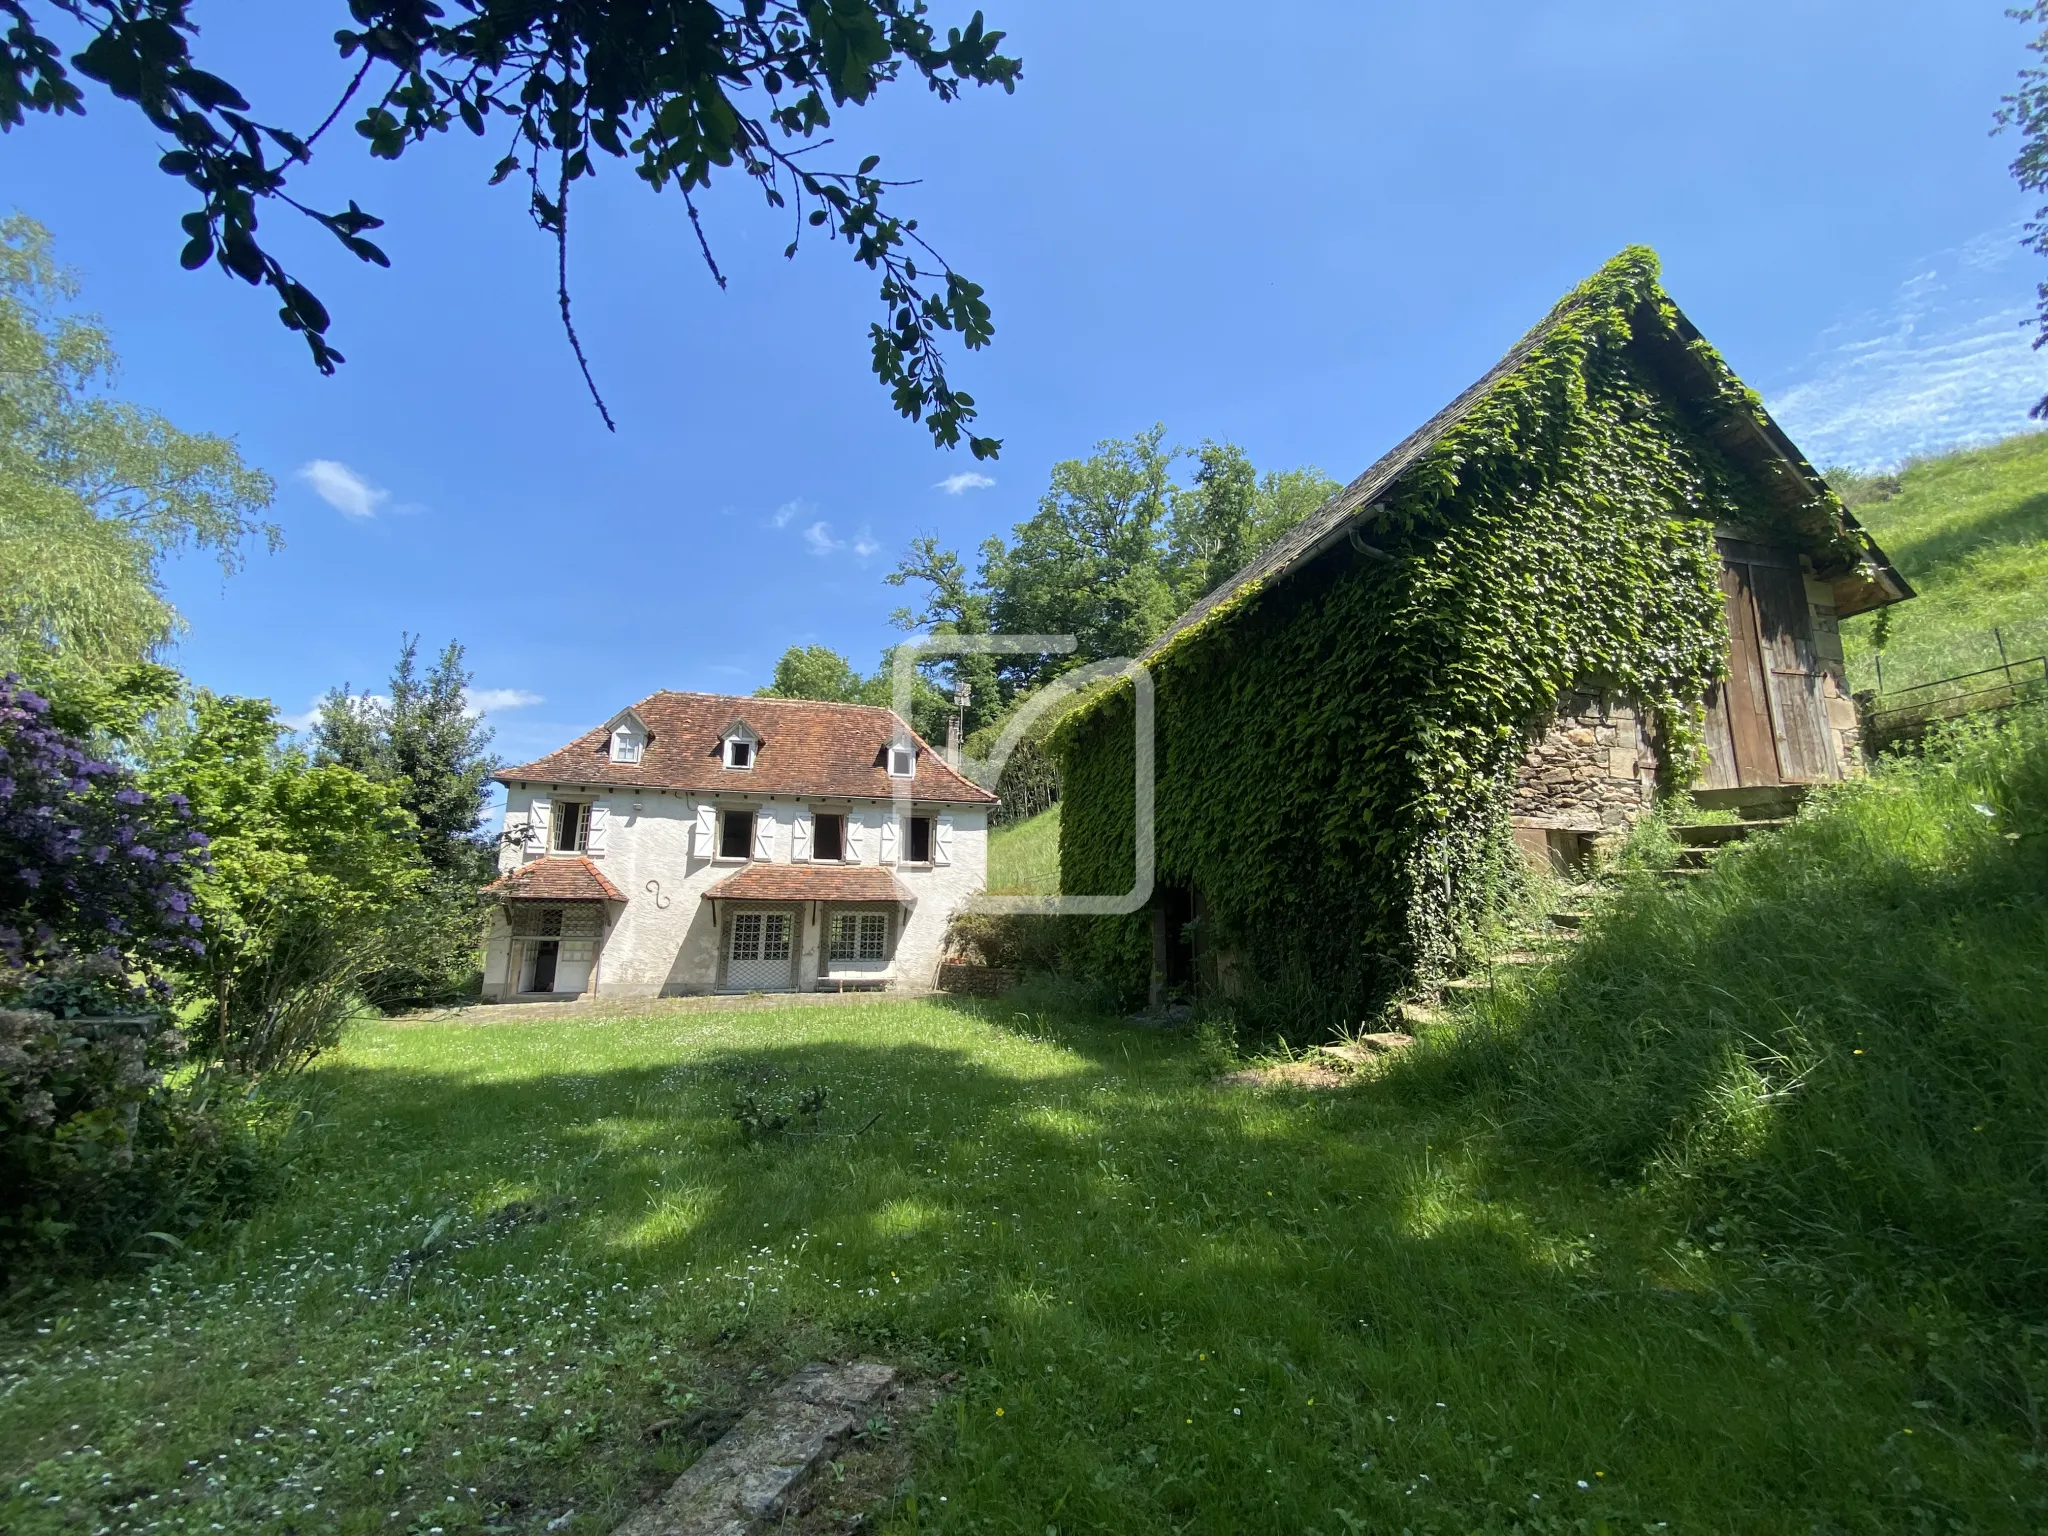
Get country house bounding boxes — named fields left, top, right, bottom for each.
left=483, top=694, right=995, bottom=1000
left=1056, top=246, right=1913, bottom=1016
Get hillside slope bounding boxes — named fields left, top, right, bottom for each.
left=1838, top=431, right=2048, bottom=694
left=986, top=801, right=1060, bottom=895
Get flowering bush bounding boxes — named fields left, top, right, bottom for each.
left=0, top=676, right=206, bottom=980
left=0, top=681, right=265, bottom=1271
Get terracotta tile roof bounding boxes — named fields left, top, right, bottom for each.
left=496, top=692, right=997, bottom=805
left=702, top=864, right=917, bottom=905
left=486, top=855, right=625, bottom=903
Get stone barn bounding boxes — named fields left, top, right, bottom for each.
left=1054, top=247, right=1911, bottom=1018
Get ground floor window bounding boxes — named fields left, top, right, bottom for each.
left=510, top=903, right=603, bottom=994
left=725, top=907, right=794, bottom=990
left=828, top=909, right=890, bottom=962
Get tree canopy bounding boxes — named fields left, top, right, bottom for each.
left=0, top=215, right=276, bottom=675
left=890, top=426, right=1340, bottom=706
left=314, top=635, right=499, bottom=881
left=0, top=2, right=1018, bottom=449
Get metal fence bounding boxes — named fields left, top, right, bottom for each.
left=1865, top=653, right=2047, bottom=746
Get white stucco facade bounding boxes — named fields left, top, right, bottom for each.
left=482, top=784, right=988, bottom=1000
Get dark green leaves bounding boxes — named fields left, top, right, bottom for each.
left=4, top=0, right=1020, bottom=452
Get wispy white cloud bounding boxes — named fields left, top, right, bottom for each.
left=936, top=471, right=996, bottom=495
left=464, top=687, right=545, bottom=716
left=1767, top=228, right=2048, bottom=470
left=769, top=499, right=808, bottom=528
left=803, top=520, right=882, bottom=560
left=297, top=459, right=389, bottom=519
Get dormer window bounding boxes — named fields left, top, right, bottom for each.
left=605, top=709, right=650, bottom=765
left=888, top=743, right=916, bottom=778
left=719, top=718, right=760, bottom=771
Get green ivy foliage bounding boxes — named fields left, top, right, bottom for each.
left=1056, top=248, right=1841, bottom=1026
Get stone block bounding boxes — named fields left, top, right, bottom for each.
left=614, top=1362, right=898, bottom=1536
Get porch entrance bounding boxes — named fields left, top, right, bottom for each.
left=1700, top=540, right=1838, bottom=789
left=724, top=907, right=795, bottom=992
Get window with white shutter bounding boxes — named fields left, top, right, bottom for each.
left=934, top=814, right=954, bottom=865
left=527, top=797, right=551, bottom=858
left=693, top=802, right=717, bottom=858
left=879, top=813, right=898, bottom=865
left=791, top=808, right=813, bottom=863
left=844, top=811, right=866, bottom=863
left=585, top=801, right=609, bottom=857
left=752, top=808, right=776, bottom=861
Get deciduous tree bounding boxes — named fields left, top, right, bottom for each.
left=0, top=215, right=276, bottom=673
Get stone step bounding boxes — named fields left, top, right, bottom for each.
left=1672, top=819, right=1788, bottom=847
left=1548, top=911, right=1585, bottom=931
left=1689, top=785, right=1807, bottom=820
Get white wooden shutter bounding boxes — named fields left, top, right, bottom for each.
left=879, top=813, right=898, bottom=865
left=693, top=801, right=717, bottom=859
left=791, top=808, right=812, bottom=863
left=752, top=807, right=776, bottom=861
left=528, top=796, right=551, bottom=856
left=844, top=810, right=866, bottom=863
left=934, top=813, right=954, bottom=866
left=585, top=801, right=609, bottom=857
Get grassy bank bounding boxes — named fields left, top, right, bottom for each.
left=3, top=984, right=2042, bottom=1532
left=986, top=802, right=1060, bottom=895
left=1840, top=430, right=2048, bottom=693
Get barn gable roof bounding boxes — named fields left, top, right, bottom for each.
left=1143, top=247, right=1910, bottom=667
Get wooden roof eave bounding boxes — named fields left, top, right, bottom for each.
left=1635, top=306, right=1915, bottom=616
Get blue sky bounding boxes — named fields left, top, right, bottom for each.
left=4, top=0, right=2044, bottom=781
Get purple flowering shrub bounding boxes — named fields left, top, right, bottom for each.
left=0, top=681, right=269, bottom=1271
left=0, top=677, right=207, bottom=979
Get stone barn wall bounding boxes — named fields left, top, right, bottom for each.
left=1510, top=694, right=1659, bottom=870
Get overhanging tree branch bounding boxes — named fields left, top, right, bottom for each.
left=1, top=0, right=1018, bottom=453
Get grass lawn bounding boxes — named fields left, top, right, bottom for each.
left=3, top=998, right=2037, bottom=1534
left=1842, top=430, right=2048, bottom=694
left=986, top=803, right=1060, bottom=895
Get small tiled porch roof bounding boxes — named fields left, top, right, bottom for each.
left=486, top=855, right=625, bottom=903
left=701, top=864, right=916, bottom=905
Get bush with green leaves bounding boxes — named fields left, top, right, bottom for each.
left=0, top=958, right=280, bottom=1275
left=151, top=692, right=429, bottom=1072
left=315, top=635, right=498, bottom=1009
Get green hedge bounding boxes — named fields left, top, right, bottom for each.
left=1056, top=249, right=1833, bottom=1025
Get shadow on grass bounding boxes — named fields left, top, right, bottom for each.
left=257, top=998, right=2031, bottom=1532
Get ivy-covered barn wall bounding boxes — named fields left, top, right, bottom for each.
left=1056, top=249, right=1825, bottom=1024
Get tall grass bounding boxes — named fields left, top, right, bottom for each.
left=1840, top=430, right=2048, bottom=693
left=985, top=801, right=1061, bottom=895
left=1417, top=709, right=2048, bottom=1313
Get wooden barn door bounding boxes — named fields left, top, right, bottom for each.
left=1700, top=540, right=1838, bottom=788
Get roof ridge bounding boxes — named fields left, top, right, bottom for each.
left=648, top=689, right=902, bottom=715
